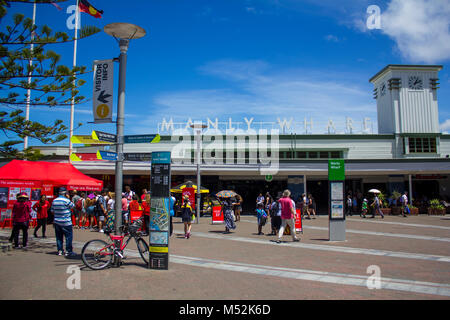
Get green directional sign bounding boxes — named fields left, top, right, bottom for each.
left=328, top=159, right=345, bottom=181
left=124, top=134, right=160, bottom=144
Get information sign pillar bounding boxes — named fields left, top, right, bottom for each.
left=149, top=151, right=171, bottom=269
left=328, top=159, right=346, bottom=241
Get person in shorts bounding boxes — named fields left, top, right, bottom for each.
left=96, top=189, right=108, bottom=232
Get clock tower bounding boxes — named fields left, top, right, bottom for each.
left=370, top=65, right=442, bottom=134
left=370, top=65, right=443, bottom=157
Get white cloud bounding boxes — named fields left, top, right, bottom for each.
left=440, top=119, right=450, bottom=132
left=324, top=34, right=340, bottom=42
left=139, top=60, right=377, bottom=134
left=380, top=0, right=450, bottom=63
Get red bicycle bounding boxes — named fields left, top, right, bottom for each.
left=81, top=218, right=149, bottom=270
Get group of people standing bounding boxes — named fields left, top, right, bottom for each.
left=255, top=191, right=302, bottom=242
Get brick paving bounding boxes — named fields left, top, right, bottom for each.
left=0, top=213, right=449, bottom=300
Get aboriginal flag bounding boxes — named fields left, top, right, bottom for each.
left=78, top=0, right=103, bottom=18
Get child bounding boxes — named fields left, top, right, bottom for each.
left=361, top=198, right=368, bottom=218
left=256, top=203, right=267, bottom=235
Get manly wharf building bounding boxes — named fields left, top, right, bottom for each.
left=37, top=65, right=450, bottom=213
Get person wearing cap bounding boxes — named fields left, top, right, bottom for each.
left=361, top=198, right=368, bottom=218
left=50, top=188, right=75, bottom=257
left=11, top=192, right=32, bottom=249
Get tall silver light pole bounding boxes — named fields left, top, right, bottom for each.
left=190, top=122, right=207, bottom=224
left=104, top=23, right=146, bottom=236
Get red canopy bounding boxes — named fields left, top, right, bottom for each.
left=0, top=160, right=103, bottom=191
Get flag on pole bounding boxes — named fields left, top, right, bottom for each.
left=78, top=0, right=103, bottom=18
left=49, top=1, right=63, bottom=11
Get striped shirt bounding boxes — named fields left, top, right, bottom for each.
left=51, top=196, right=74, bottom=226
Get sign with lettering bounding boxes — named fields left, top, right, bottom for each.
left=92, top=130, right=117, bottom=143
left=149, top=151, right=171, bottom=270
left=328, top=159, right=345, bottom=181
left=93, top=60, right=114, bottom=123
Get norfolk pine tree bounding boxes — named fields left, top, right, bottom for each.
left=0, top=0, right=100, bottom=159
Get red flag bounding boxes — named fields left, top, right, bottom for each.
left=78, top=0, right=103, bottom=18
left=50, top=1, right=62, bottom=11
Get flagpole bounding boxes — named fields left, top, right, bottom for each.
left=24, top=1, right=37, bottom=151
left=69, top=0, right=80, bottom=162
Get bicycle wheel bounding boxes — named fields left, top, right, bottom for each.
left=81, top=239, right=113, bottom=270
left=136, top=237, right=149, bottom=265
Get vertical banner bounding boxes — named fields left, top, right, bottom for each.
left=149, top=151, right=171, bottom=270
left=93, top=60, right=114, bottom=123
left=295, top=208, right=302, bottom=233
left=182, top=187, right=196, bottom=210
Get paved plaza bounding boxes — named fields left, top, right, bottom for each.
left=1, top=213, right=450, bottom=300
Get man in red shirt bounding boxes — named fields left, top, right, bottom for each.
left=11, top=192, right=32, bottom=248
left=276, top=189, right=300, bottom=243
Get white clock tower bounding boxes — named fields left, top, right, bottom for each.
left=370, top=65, right=442, bottom=134
left=370, top=65, right=443, bottom=157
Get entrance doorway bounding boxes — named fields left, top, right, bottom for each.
left=306, top=180, right=328, bottom=214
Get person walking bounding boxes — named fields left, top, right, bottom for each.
left=181, top=195, right=193, bottom=239
left=256, top=193, right=264, bottom=206
left=234, top=194, right=243, bottom=222
left=361, top=198, right=368, bottom=218
left=96, top=189, right=108, bottom=233
left=84, top=193, right=95, bottom=229
left=301, top=193, right=309, bottom=219
left=78, top=192, right=87, bottom=229
left=346, top=194, right=353, bottom=217
left=370, top=194, right=385, bottom=219
left=265, top=192, right=273, bottom=216
left=105, top=192, right=115, bottom=233
left=32, top=194, right=49, bottom=238
left=71, top=191, right=81, bottom=229
left=11, top=192, right=32, bottom=249
left=401, top=191, right=409, bottom=217
left=270, top=194, right=282, bottom=235
left=222, top=197, right=237, bottom=233
left=307, top=194, right=317, bottom=219
left=256, top=203, right=267, bottom=235
left=276, top=190, right=300, bottom=243
left=51, top=189, right=76, bottom=257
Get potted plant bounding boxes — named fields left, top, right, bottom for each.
left=428, top=199, right=446, bottom=215
left=378, top=192, right=391, bottom=215
left=390, top=190, right=402, bottom=215
left=408, top=204, right=419, bottom=215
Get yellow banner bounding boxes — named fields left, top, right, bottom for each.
left=150, top=246, right=168, bottom=253
left=71, top=135, right=113, bottom=145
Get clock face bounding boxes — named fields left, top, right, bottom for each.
left=380, top=83, right=386, bottom=96
left=408, top=76, right=423, bottom=90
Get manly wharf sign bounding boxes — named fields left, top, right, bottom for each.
left=158, top=117, right=374, bottom=135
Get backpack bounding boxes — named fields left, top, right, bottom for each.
left=75, top=198, right=83, bottom=211
left=95, top=196, right=104, bottom=214
left=270, top=202, right=279, bottom=216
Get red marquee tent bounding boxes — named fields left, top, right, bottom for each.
left=0, top=160, right=103, bottom=228
left=0, top=159, right=103, bottom=191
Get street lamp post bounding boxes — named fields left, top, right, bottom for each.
left=104, top=23, right=146, bottom=237
left=190, top=122, right=207, bottom=224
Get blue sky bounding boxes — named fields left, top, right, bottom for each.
left=3, top=0, right=450, bottom=146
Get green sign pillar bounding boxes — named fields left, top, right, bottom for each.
left=328, top=159, right=346, bottom=241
